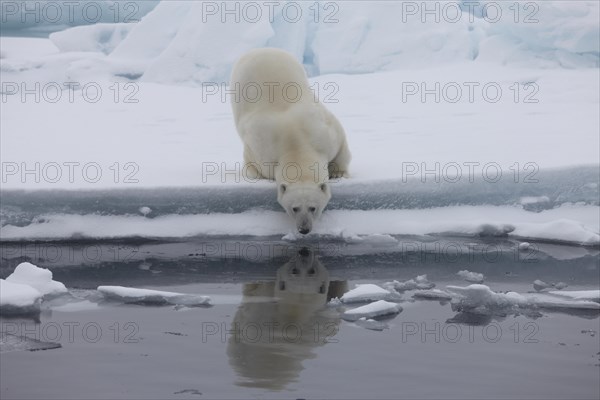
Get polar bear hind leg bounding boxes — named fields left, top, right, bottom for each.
left=328, top=139, right=351, bottom=179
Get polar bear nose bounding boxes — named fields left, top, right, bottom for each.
left=298, top=227, right=310, bottom=235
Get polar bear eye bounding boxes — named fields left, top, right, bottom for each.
left=309, top=207, right=316, bottom=213
left=292, top=207, right=299, bottom=213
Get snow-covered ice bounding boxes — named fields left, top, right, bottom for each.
left=97, top=286, right=211, bottom=306
left=383, top=275, right=436, bottom=292
left=447, top=284, right=600, bottom=312
left=457, top=270, right=485, bottom=283
left=547, top=290, right=600, bottom=303
left=519, top=242, right=531, bottom=251
left=341, top=300, right=402, bottom=322
left=0, top=279, right=42, bottom=315
left=533, top=280, right=569, bottom=292
left=533, top=279, right=552, bottom=292
left=554, top=282, right=569, bottom=290
left=1, top=204, right=597, bottom=246
left=340, top=284, right=397, bottom=304
left=5, top=262, right=67, bottom=297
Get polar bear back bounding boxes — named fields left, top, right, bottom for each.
left=230, top=48, right=313, bottom=126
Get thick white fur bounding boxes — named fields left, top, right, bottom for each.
left=230, top=48, right=350, bottom=234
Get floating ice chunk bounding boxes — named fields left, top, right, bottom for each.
left=520, top=196, right=550, bottom=205
left=518, top=242, right=531, bottom=251
left=0, top=334, right=61, bottom=353
left=457, top=270, right=485, bottom=283
left=547, top=290, right=600, bottom=302
left=533, top=279, right=552, bottom=291
left=98, top=286, right=211, bottom=306
left=0, top=279, right=42, bottom=315
left=139, top=206, right=152, bottom=217
left=341, top=300, right=402, bottom=321
left=6, top=262, right=67, bottom=297
left=412, top=289, right=454, bottom=301
left=446, top=284, right=518, bottom=310
left=447, top=284, right=600, bottom=312
left=340, top=284, right=396, bottom=303
left=50, top=300, right=100, bottom=312
left=360, top=234, right=399, bottom=246
left=533, top=280, right=569, bottom=292
left=355, top=317, right=389, bottom=331
left=383, top=275, right=435, bottom=292
left=554, top=282, right=569, bottom=290
left=475, top=223, right=515, bottom=237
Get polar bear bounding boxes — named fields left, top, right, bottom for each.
left=230, top=48, right=351, bottom=234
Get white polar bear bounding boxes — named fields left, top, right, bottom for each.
left=230, top=48, right=351, bottom=234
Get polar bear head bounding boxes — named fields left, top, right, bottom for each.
left=277, top=181, right=331, bottom=234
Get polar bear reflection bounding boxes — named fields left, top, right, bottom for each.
left=227, top=248, right=347, bottom=390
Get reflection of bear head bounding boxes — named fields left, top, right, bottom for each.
left=275, top=246, right=329, bottom=303
left=227, top=248, right=346, bottom=390
left=277, top=181, right=331, bottom=234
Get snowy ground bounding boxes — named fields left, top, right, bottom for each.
left=1, top=36, right=598, bottom=189
left=1, top=35, right=598, bottom=244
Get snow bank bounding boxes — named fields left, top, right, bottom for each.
left=98, top=286, right=211, bottom=306
left=0, top=279, right=42, bottom=315
left=49, top=23, right=135, bottom=54
left=341, top=300, right=402, bottom=321
left=6, top=262, right=67, bottom=297
left=1, top=1, right=158, bottom=34
left=474, top=0, right=600, bottom=68
left=20, top=1, right=599, bottom=85
left=110, top=1, right=274, bottom=85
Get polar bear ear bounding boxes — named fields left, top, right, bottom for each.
left=320, top=183, right=328, bottom=192
left=279, top=183, right=287, bottom=194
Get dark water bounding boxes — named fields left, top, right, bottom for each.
left=0, top=239, right=599, bottom=399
